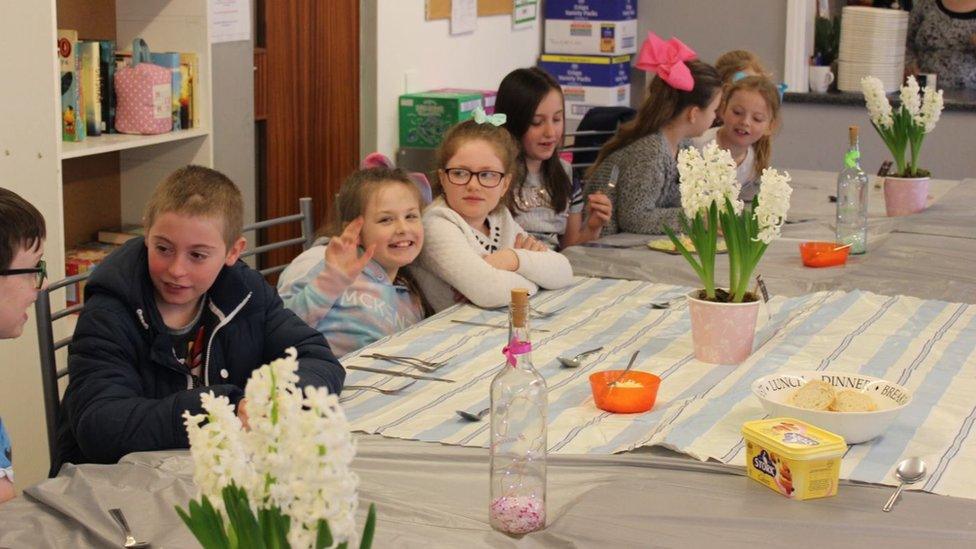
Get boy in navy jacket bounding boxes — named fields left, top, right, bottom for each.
left=55, top=166, right=344, bottom=471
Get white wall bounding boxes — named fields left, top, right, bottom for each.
left=363, top=1, right=542, bottom=158
left=637, top=0, right=788, bottom=79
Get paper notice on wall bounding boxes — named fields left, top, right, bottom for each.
left=209, top=0, right=252, bottom=43
left=513, top=0, right=538, bottom=31
left=451, top=0, right=477, bottom=35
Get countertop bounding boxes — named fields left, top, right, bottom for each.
left=784, top=88, right=976, bottom=112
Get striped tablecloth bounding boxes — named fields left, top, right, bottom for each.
left=340, top=277, right=976, bottom=499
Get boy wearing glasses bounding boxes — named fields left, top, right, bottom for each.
left=0, top=187, right=47, bottom=503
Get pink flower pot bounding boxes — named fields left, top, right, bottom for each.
left=687, top=290, right=760, bottom=365
left=884, top=176, right=930, bottom=217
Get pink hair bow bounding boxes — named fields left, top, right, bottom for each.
left=635, top=32, right=697, bottom=91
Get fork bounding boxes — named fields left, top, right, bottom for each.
left=344, top=380, right=417, bottom=395
left=361, top=353, right=452, bottom=372
left=606, top=164, right=620, bottom=191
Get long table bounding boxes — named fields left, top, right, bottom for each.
left=3, top=171, right=976, bottom=548
left=3, top=439, right=976, bottom=548
left=563, top=171, right=975, bottom=303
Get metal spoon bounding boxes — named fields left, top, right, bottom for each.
left=608, top=350, right=640, bottom=387
left=557, top=346, right=604, bottom=368
left=109, top=508, right=150, bottom=548
left=456, top=407, right=490, bottom=422
left=882, top=457, right=927, bottom=512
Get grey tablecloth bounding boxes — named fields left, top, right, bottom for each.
left=2, top=436, right=976, bottom=549
left=564, top=172, right=975, bottom=303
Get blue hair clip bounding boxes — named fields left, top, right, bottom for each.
left=733, top=70, right=748, bottom=82
left=777, top=83, right=787, bottom=101
left=472, top=107, right=506, bottom=126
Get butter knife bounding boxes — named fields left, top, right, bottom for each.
left=345, top=365, right=455, bottom=382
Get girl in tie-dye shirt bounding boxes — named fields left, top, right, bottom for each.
left=278, top=168, right=427, bottom=358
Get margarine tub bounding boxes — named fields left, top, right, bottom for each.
left=742, top=418, right=847, bottom=500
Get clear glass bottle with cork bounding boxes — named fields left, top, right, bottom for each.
left=836, top=125, right=869, bottom=254
left=489, top=288, right=548, bottom=535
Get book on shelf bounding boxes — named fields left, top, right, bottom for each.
left=179, top=52, right=198, bottom=129
left=65, top=242, right=118, bottom=306
left=79, top=41, right=102, bottom=137
left=58, top=29, right=86, bottom=142
left=99, top=41, right=117, bottom=133
left=97, top=224, right=144, bottom=245
left=150, top=52, right=183, bottom=130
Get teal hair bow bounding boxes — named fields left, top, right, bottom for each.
left=472, top=107, right=506, bottom=126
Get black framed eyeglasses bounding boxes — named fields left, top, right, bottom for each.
left=0, top=259, right=46, bottom=289
left=442, top=168, right=506, bottom=188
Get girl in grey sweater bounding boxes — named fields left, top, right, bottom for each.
left=583, top=56, right=723, bottom=235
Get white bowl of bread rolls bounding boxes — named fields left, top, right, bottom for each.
left=751, top=371, right=912, bottom=443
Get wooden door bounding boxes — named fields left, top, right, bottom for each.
left=255, top=0, right=360, bottom=270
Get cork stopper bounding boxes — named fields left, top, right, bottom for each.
left=848, top=125, right=858, bottom=146
left=511, top=288, right=529, bottom=328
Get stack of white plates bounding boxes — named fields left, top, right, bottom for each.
left=837, top=7, right=909, bottom=93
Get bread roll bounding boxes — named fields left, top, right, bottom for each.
left=790, top=380, right=835, bottom=411
left=829, top=389, right=878, bottom=412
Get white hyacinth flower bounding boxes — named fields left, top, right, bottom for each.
left=861, top=76, right=893, bottom=129
left=900, top=75, right=921, bottom=118
left=753, top=168, right=793, bottom=244
left=184, top=393, right=252, bottom=515
left=185, top=348, right=361, bottom=548
left=677, top=142, right=741, bottom=219
left=915, top=87, right=944, bottom=133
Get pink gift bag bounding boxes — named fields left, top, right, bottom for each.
left=114, top=39, right=172, bottom=135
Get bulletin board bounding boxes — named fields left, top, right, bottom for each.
left=425, top=0, right=513, bottom=20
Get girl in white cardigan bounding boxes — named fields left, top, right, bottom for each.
left=412, top=114, right=575, bottom=312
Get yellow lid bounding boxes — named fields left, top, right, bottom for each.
left=742, top=418, right=847, bottom=460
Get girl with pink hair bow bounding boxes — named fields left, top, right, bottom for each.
left=583, top=33, right=723, bottom=235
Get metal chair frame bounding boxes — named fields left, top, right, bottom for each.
left=35, top=197, right=315, bottom=470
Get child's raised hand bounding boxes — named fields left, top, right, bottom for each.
left=585, top=193, right=613, bottom=231
left=325, top=217, right=376, bottom=280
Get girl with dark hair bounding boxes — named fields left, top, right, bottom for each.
left=583, top=33, right=723, bottom=235
left=495, top=67, right=611, bottom=249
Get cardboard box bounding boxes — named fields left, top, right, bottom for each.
left=544, top=0, right=637, bottom=56
left=398, top=91, right=482, bottom=149
left=538, top=55, right=631, bottom=120
left=65, top=242, right=117, bottom=306
left=431, top=88, right=497, bottom=114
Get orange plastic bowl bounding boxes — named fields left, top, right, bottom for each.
left=589, top=371, right=661, bottom=414
left=799, top=241, right=851, bottom=268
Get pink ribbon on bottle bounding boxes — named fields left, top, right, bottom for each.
left=634, top=32, right=697, bottom=91
left=502, top=338, right=532, bottom=367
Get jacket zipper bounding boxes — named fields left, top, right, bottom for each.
left=203, top=292, right=253, bottom=386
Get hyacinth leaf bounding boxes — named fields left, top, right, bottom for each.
left=257, top=506, right=290, bottom=549
left=664, top=224, right=705, bottom=283
left=222, top=484, right=266, bottom=549
left=359, top=504, right=377, bottom=549
left=175, top=497, right=231, bottom=549
left=316, top=518, right=334, bottom=549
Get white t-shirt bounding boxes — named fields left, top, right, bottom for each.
left=691, top=127, right=759, bottom=203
